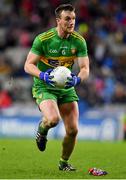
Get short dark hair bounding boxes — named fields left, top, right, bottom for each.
left=55, top=4, right=75, bottom=18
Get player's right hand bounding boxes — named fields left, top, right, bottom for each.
left=39, top=69, right=55, bottom=87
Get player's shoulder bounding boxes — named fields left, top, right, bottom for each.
left=71, top=31, right=86, bottom=42
left=37, top=28, right=56, bottom=42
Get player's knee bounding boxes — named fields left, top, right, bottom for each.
left=50, top=121, right=58, bottom=127
left=67, top=128, right=78, bottom=137
left=49, top=115, right=60, bottom=127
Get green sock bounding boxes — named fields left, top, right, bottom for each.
left=60, top=158, right=68, bottom=164
left=38, top=123, right=49, bottom=135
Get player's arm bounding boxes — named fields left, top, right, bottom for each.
left=65, top=38, right=89, bottom=88
left=24, top=51, right=41, bottom=78
left=24, top=35, right=43, bottom=77
left=65, top=56, right=89, bottom=88
left=24, top=51, right=54, bottom=86
left=77, top=56, right=89, bottom=82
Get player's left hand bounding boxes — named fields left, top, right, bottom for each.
left=65, top=73, right=81, bottom=88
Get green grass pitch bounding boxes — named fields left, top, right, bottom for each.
left=0, top=138, right=126, bottom=179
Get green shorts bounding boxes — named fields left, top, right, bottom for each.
left=32, top=86, right=79, bottom=105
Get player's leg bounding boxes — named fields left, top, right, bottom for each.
left=36, top=99, right=61, bottom=151
left=33, top=86, right=61, bottom=151
left=59, top=101, right=79, bottom=160
left=58, top=101, right=79, bottom=170
left=39, top=99, right=61, bottom=129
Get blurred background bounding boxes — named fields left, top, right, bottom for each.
left=0, top=0, right=126, bottom=140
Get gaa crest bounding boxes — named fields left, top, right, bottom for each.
left=71, top=48, right=76, bottom=54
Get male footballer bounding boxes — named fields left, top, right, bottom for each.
left=24, top=4, right=89, bottom=171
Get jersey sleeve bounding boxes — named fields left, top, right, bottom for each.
left=30, top=35, right=44, bottom=56
left=76, top=39, right=88, bottom=57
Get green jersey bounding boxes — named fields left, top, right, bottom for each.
left=31, top=27, right=88, bottom=90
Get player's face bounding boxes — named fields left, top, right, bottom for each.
left=57, top=10, right=75, bottom=34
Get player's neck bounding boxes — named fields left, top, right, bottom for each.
left=56, top=27, right=70, bottom=39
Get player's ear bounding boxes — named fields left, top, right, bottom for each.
left=56, top=18, right=60, bottom=23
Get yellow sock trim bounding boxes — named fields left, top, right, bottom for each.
left=60, top=158, right=68, bottom=163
